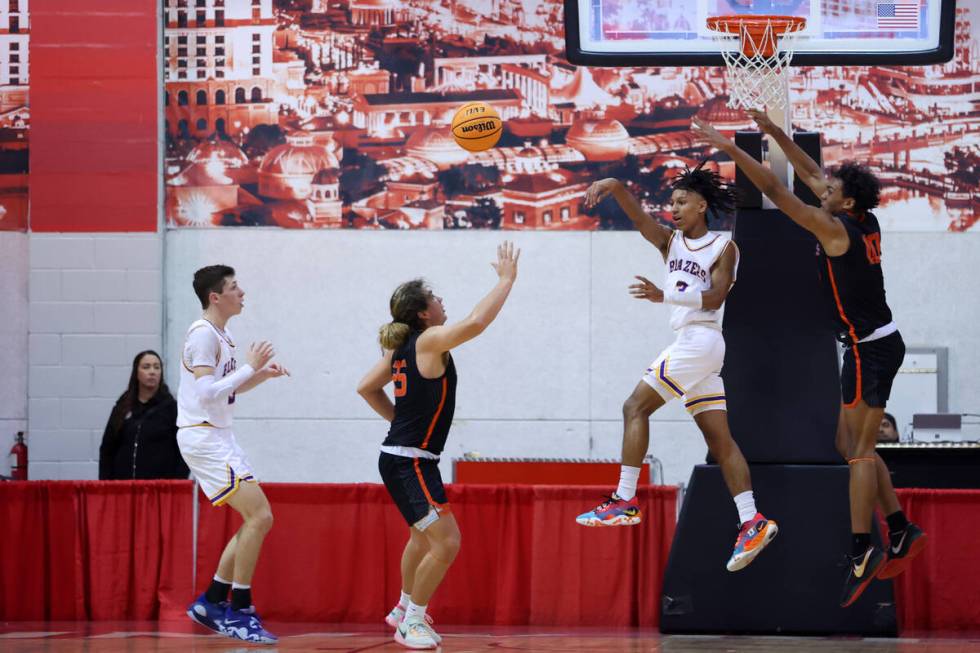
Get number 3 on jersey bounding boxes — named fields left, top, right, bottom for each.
left=863, top=233, right=882, bottom=265
left=392, top=359, right=408, bottom=397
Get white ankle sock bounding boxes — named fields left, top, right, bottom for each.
left=405, top=600, right=427, bottom=623
left=398, top=591, right=411, bottom=608
left=734, top=491, right=757, bottom=525
left=616, top=465, right=641, bottom=501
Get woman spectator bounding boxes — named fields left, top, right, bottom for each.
left=99, top=350, right=189, bottom=480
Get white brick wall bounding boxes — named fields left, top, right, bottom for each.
left=163, top=228, right=980, bottom=488
left=13, top=227, right=980, bottom=486
left=0, top=232, right=28, bottom=476
left=26, top=233, right=164, bottom=480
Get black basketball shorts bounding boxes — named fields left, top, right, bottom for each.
left=379, top=452, right=450, bottom=529
left=841, top=331, right=905, bottom=409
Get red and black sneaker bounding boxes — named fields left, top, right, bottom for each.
left=840, top=546, right=886, bottom=608
left=878, top=522, right=927, bottom=580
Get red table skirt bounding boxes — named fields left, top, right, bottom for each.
left=1, top=482, right=975, bottom=631
left=0, top=482, right=675, bottom=627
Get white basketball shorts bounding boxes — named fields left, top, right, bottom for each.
left=642, top=324, right=728, bottom=415
left=177, top=425, right=257, bottom=506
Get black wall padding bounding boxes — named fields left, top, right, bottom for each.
left=734, top=131, right=763, bottom=210
left=660, top=465, right=897, bottom=635
left=792, top=131, right=824, bottom=207
left=722, top=208, right=841, bottom=463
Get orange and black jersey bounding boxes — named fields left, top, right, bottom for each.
left=384, top=331, right=457, bottom=456
left=818, top=211, right=893, bottom=343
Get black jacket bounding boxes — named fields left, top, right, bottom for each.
left=98, top=392, right=189, bottom=480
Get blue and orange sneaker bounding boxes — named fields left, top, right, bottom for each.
left=726, top=512, right=778, bottom=571
left=222, top=605, right=278, bottom=645
left=576, top=493, right=642, bottom=527
left=186, top=593, right=227, bottom=634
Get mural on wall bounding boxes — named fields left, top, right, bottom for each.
left=0, top=0, right=28, bottom=232
left=164, top=0, right=980, bottom=232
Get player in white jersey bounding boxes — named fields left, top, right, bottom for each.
left=575, top=164, right=778, bottom=572
left=179, top=264, right=288, bottom=645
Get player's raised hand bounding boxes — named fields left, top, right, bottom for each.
left=692, top=116, right=730, bottom=150
left=584, top=178, right=620, bottom=209
left=629, top=275, right=664, bottom=303
left=247, top=341, right=275, bottom=370
left=491, top=240, right=520, bottom=283
left=747, top=109, right=780, bottom=136
left=263, top=362, right=290, bottom=379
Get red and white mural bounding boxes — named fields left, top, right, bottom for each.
left=164, top=0, right=980, bottom=232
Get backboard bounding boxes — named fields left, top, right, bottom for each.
left=565, top=0, right=957, bottom=67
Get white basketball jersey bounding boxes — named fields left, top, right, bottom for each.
left=664, top=230, right=739, bottom=331
left=177, top=319, right=239, bottom=428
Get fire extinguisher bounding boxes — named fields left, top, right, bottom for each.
left=9, top=431, right=27, bottom=480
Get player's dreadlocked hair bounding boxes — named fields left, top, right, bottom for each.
left=670, top=160, right=738, bottom=221
left=831, top=161, right=880, bottom=215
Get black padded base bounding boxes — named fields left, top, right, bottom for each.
left=660, top=464, right=897, bottom=635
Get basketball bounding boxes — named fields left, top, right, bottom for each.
left=451, top=102, right=503, bottom=152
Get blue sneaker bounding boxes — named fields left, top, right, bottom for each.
left=222, top=605, right=278, bottom=644
left=186, top=593, right=227, bottom=634
left=575, top=493, right=642, bottom=527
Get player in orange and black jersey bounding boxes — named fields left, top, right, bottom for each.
left=694, top=113, right=926, bottom=608
left=357, top=242, right=520, bottom=650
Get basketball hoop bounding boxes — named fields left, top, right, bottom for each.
left=706, top=15, right=806, bottom=111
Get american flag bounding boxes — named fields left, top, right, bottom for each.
left=876, top=0, right=920, bottom=31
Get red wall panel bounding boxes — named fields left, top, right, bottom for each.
left=29, top=0, right=159, bottom=232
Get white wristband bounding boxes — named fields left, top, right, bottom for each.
left=664, top=286, right=703, bottom=309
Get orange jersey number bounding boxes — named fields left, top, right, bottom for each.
left=392, top=359, right=408, bottom=397
left=863, top=233, right=882, bottom=265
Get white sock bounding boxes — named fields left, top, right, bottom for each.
left=405, top=600, right=427, bottom=623
left=231, top=582, right=250, bottom=590
left=616, top=465, right=641, bottom=501
left=734, top=491, right=757, bottom=525
left=398, top=591, right=411, bottom=608
left=214, top=574, right=232, bottom=585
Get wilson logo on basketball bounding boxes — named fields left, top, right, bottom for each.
left=459, top=121, right=499, bottom=135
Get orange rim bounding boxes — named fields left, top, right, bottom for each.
left=706, top=15, right=806, bottom=58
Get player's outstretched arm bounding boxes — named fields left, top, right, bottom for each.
left=585, top=178, right=672, bottom=256
left=357, top=349, right=396, bottom=421
left=747, top=109, right=829, bottom=199
left=417, top=241, right=519, bottom=355
left=692, top=117, right=849, bottom=256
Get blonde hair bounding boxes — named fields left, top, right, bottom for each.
left=379, top=322, right=411, bottom=350
left=379, top=279, right=430, bottom=350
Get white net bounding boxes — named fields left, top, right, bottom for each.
left=706, top=16, right=806, bottom=111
